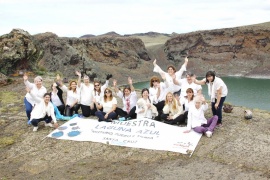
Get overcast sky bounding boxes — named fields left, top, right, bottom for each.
left=1, top=0, right=270, bottom=37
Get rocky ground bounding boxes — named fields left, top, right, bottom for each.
left=0, top=76, right=269, bottom=180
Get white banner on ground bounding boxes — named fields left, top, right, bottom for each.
left=47, top=117, right=202, bottom=155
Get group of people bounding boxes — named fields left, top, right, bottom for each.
left=24, top=57, right=228, bottom=138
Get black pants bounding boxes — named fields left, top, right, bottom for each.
left=115, top=106, right=137, bottom=119
left=31, top=115, right=52, bottom=127
left=153, top=101, right=165, bottom=121
left=57, top=104, right=65, bottom=115
left=65, top=104, right=80, bottom=116
left=161, top=111, right=188, bottom=125
left=80, top=104, right=92, bottom=117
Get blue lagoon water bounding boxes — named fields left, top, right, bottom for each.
left=133, top=77, right=270, bottom=111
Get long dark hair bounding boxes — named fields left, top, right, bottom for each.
left=205, top=71, right=216, bottom=84
left=141, top=88, right=151, bottom=103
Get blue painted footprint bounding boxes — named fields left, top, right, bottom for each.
left=68, top=130, right=81, bottom=137
left=51, top=131, right=64, bottom=138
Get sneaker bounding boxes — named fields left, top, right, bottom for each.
left=45, top=123, right=53, bottom=127
left=119, top=117, right=126, bottom=121
left=27, top=120, right=32, bottom=125
left=33, top=127, right=38, bottom=132
left=205, top=131, right=213, bottom=138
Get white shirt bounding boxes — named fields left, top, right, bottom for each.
left=179, top=79, right=202, bottom=98
left=30, top=101, right=56, bottom=123
left=24, top=80, right=47, bottom=106
left=79, top=83, right=94, bottom=105
left=51, top=91, right=63, bottom=106
left=117, top=91, right=137, bottom=112
left=66, top=90, right=80, bottom=106
left=186, top=103, right=208, bottom=130
left=135, top=98, right=152, bottom=119
left=203, top=77, right=228, bottom=102
left=162, top=102, right=183, bottom=119
left=92, top=80, right=109, bottom=103
left=153, top=63, right=186, bottom=93
left=100, top=97, right=117, bottom=113
left=149, top=82, right=168, bottom=104
left=180, top=98, right=194, bottom=112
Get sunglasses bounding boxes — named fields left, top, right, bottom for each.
left=94, top=84, right=100, bottom=87
left=105, top=91, right=111, bottom=93
left=152, top=80, right=158, bottom=82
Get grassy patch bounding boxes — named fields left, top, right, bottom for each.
left=0, top=137, right=15, bottom=148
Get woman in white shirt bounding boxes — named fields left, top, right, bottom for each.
left=76, top=71, right=94, bottom=117
left=91, top=74, right=111, bottom=115
left=161, top=92, right=184, bottom=125
left=23, top=74, right=47, bottom=122
left=94, top=88, right=117, bottom=122
left=153, top=57, right=188, bottom=95
left=194, top=71, right=228, bottom=126
left=184, top=96, right=218, bottom=138
left=149, top=76, right=168, bottom=120
left=136, top=88, right=158, bottom=119
left=29, top=93, right=59, bottom=132
left=113, top=77, right=137, bottom=121
left=61, top=80, right=80, bottom=116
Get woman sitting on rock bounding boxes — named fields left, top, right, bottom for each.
left=161, top=92, right=184, bottom=125
left=28, top=92, right=59, bottom=132
left=113, top=77, right=137, bottom=121
left=183, top=96, right=218, bottom=138
left=94, top=88, right=117, bottom=122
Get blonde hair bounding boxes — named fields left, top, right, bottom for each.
left=165, top=92, right=178, bottom=110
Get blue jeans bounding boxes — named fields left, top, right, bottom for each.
left=24, top=97, right=33, bottom=120
left=95, top=111, right=117, bottom=122
left=211, top=96, right=226, bottom=124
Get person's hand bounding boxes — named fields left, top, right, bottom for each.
left=167, top=115, right=172, bottom=120
left=215, top=103, right=219, bottom=109
left=54, top=123, right=59, bottom=128
left=75, top=71, right=81, bottom=77
left=56, top=74, right=61, bottom=80
left=161, top=72, right=166, bottom=80
left=23, top=73, right=28, bottom=81
left=153, top=59, right=157, bottom=66
left=128, top=77, right=133, bottom=85
left=106, top=74, right=113, bottom=80
left=185, top=57, right=188, bottom=63
left=146, top=103, right=151, bottom=109
left=113, top=79, right=117, bottom=87
left=26, top=87, right=31, bottom=93
left=183, top=130, right=190, bottom=133
left=104, top=113, right=109, bottom=119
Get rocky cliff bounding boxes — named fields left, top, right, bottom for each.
left=1, top=23, right=270, bottom=85
left=164, top=25, right=270, bottom=77
left=0, top=29, right=152, bottom=83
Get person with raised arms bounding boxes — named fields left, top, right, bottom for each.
left=91, top=74, right=112, bottom=115
left=113, top=77, right=137, bottom=121
left=23, top=74, right=47, bottom=124
left=76, top=71, right=94, bottom=117
left=153, top=57, right=188, bottom=95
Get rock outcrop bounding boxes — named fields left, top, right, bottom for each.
left=164, top=26, right=270, bottom=77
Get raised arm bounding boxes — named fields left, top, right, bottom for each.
left=23, top=74, right=34, bottom=89
left=76, top=71, right=82, bottom=88
left=113, top=79, right=119, bottom=93
left=128, top=77, right=135, bottom=92
left=176, top=57, right=188, bottom=79
left=153, top=59, right=166, bottom=77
